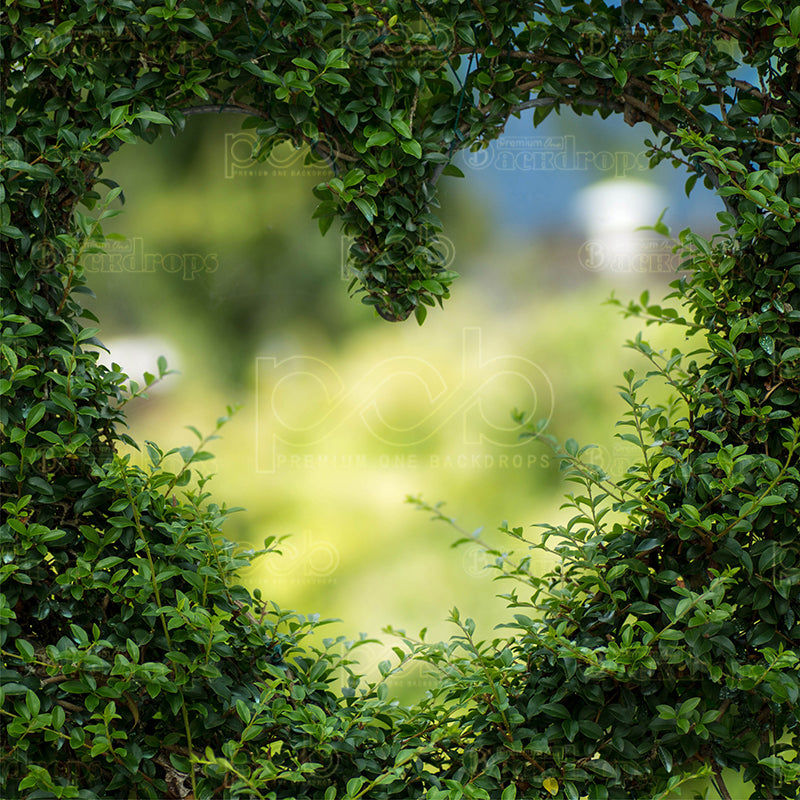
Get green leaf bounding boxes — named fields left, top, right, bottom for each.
left=353, top=197, right=376, bottom=223
left=365, top=131, right=395, bottom=147
left=325, top=48, right=346, bottom=67
left=780, top=347, right=800, bottom=362
left=90, top=739, right=109, bottom=757
left=612, top=66, right=628, bottom=87
left=585, top=759, right=617, bottom=778
left=678, top=696, right=701, bottom=717
left=25, top=403, right=46, bottom=429
left=340, top=111, right=358, bottom=133
left=789, top=5, right=800, bottom=36
left=16, top=639, right=35, bottom=662
left=110, top=105, right=128, bottom=127
left=401, top=139, right=422, bottom=159
left=540, top=702, right=570, bottom=719
left=183, top=16, right=213, bottom=40
left=26, top=689, right=41, bottom=716
left=554, top=62, right=582, bottom=78
left=421, top=280, right=444, bottom=295
left=236, top=698, right=251, bottom=724
left=126, top=640, right=140, bottom=661
left=12, top=323, right=43, bottom=337
left=51, top=704, right=66, bottom=729
left=346, top=776, right=366, bottom=796
left=582, top=57, right=613, bottom=79
left=1, top=683, right=30, bottom=695
left=135, top=110, right=172, bottom=125
left=564, top=783, right=580, bottom=800
left=697, top=429, right=722, bottom=446
left=390, top=118, right=412, bottom=139
left=115, top=127, right=138, bottom=144
left=292, top=57, right=317, bottom=71
left=320, top=72, right=350, bottom=88
left=729, top=317, right=748, bottom=342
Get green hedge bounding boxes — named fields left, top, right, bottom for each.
left=1, top=2, right=798, bottom=798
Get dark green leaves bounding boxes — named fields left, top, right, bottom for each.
left=5, top=2, right=800, bottom=798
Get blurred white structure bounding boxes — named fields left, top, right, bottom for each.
left=94, top=335, right=180, bottom=394
left=576, top=179, right=670, bottom=276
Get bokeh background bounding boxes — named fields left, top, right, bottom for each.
left=84, top=106, right=720, bottom=700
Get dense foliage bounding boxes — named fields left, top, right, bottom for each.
left=1, top=1, right=798, bottom=798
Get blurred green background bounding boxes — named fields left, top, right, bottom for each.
left=84, top=110, right=717, bottom=701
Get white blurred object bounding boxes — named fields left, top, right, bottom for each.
left=576, top=179, right=669, bottom=276
left=95, top=336, right=180, bottom=394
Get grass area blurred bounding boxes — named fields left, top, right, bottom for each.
left=84, top=113, right=702, bottom=702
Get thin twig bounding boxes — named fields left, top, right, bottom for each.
left=711, top=762, right=733, bottom=800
